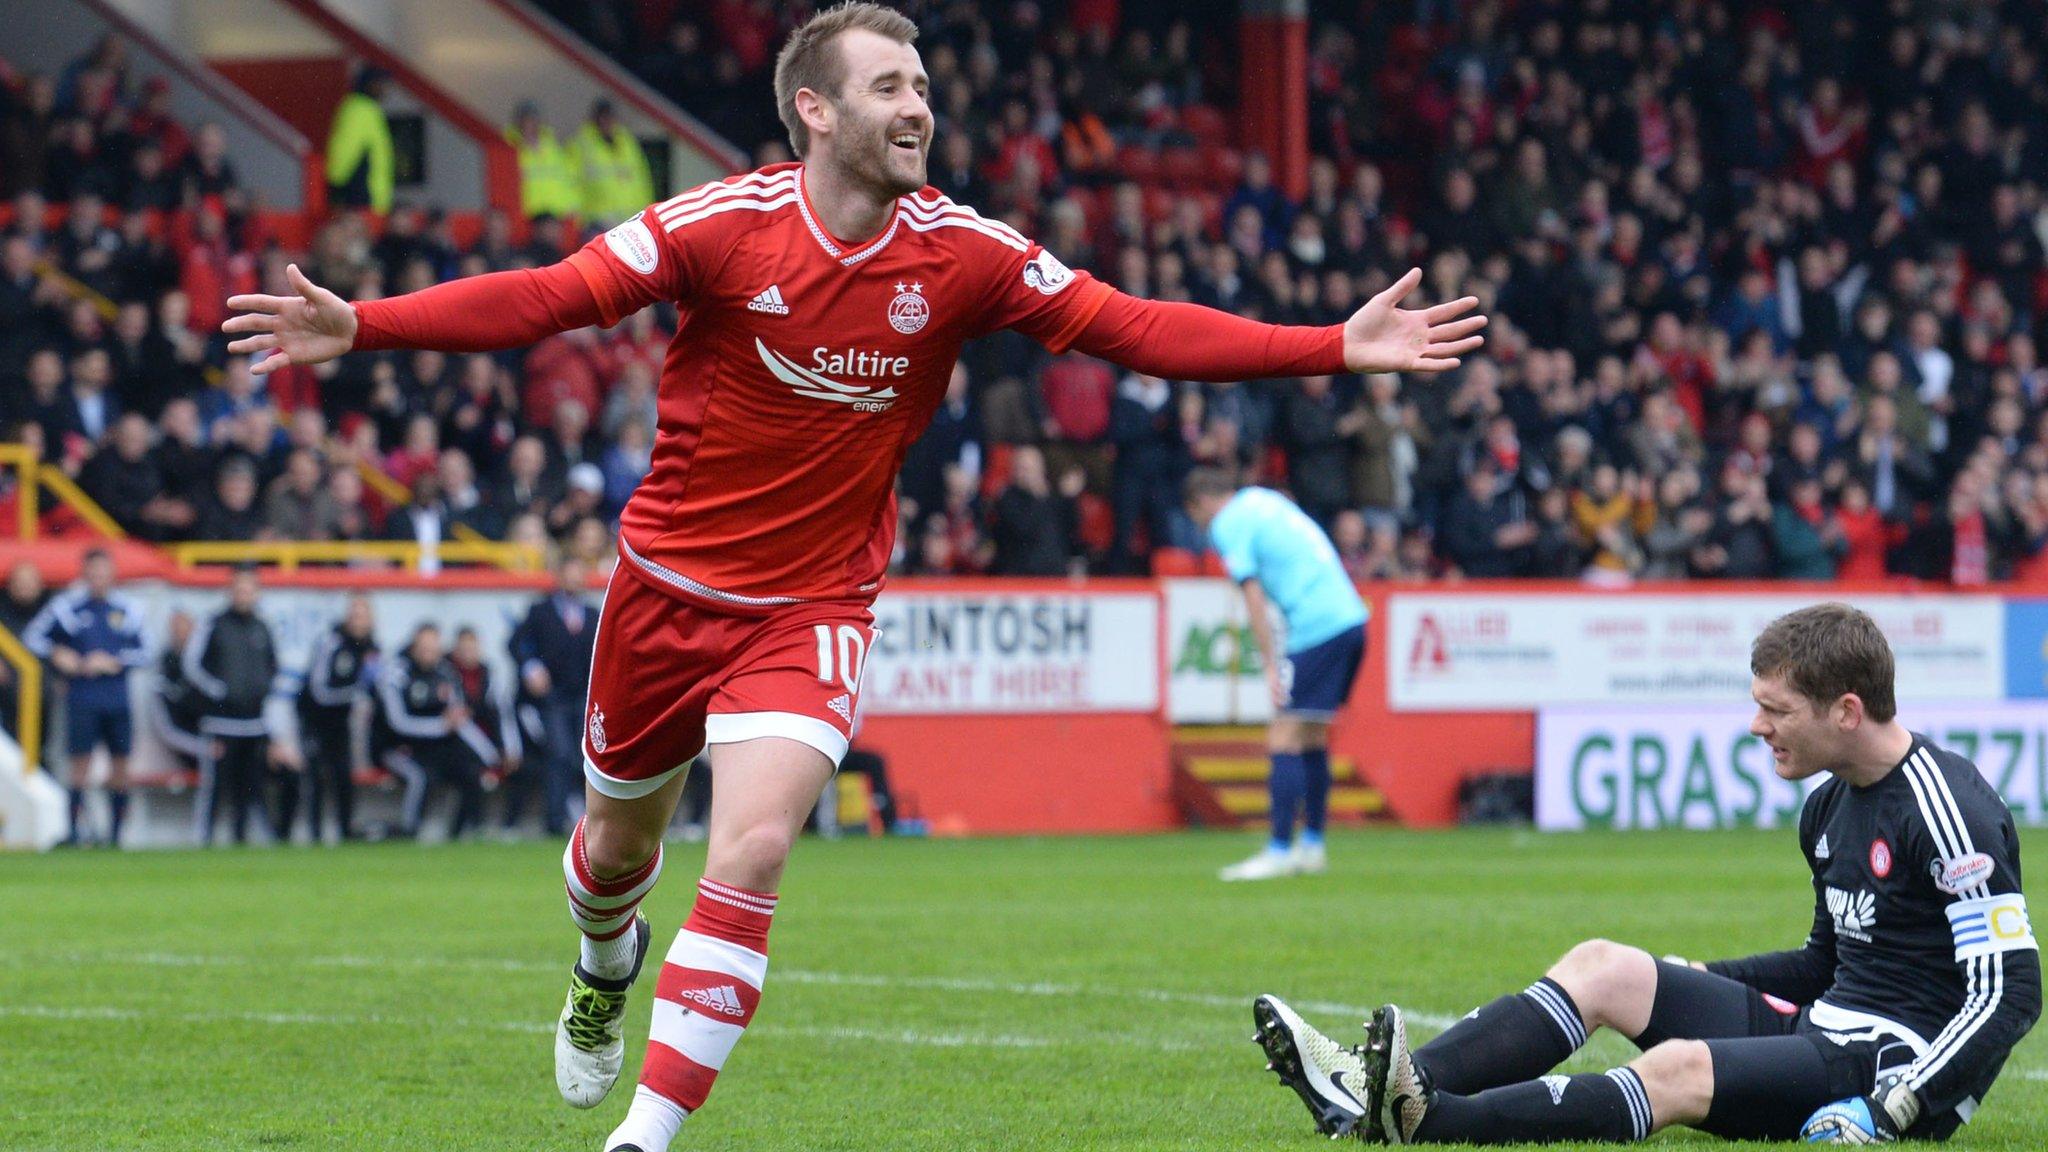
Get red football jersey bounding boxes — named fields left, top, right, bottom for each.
left=565, top=163, right=1110, bottom=610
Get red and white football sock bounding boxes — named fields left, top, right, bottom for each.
left=563, top=816, right=663, bottom=979
left=609, top=877, right=776, bottom=1151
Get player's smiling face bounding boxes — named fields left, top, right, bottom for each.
left=826, top=30, right=932, bottom=197
left=1749, top=674, right=1838, bottom=781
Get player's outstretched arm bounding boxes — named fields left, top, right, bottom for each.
left=224, top=260, right=605, bottom=374
left=1066, top=266, right=1484, bottom=383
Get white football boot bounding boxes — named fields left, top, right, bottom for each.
left=1220, top=845, right=1298, bottom=882
left=1291, top=840, right=1328, bottom=875
left=555, top=913, right=652, bottom=1108
left=1252, top=994, right=1372, bottom=1138
left=1362, top=1003, right=1430, bottom=1144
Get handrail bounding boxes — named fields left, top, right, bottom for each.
left=353, top=459, right=412, bottom=506
left=272, top=0, right=522, bottom=215
left=0, top=621, right=42, bottom=780
left=32, top=259, right=118, bottom=322
left=0, top=445, right=38, bottom=540
left=74, top=0, right=312, bottom=161
left=37, top=466, right=125, bottom=540
left=349, top=459, right=489, bottom=545
left=485, top=0, right=748, bottom=172
left=171, top=539, right=541, bottom=572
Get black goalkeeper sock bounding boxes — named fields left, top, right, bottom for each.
left=1413, top=978, right=1588, bottom=1094
left=1411, top=1068, right=1652, bottom=1145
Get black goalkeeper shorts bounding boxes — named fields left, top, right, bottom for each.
left=1634, top=961, right=1942, bottom=1141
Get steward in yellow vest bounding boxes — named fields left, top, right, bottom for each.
left=573, top=100, right=654, bottom=227
left=326, top=69, right=395, bottom=214
left=506, top=102, right=580, bottom=221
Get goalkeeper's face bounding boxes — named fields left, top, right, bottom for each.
left=1749, top=674, right=1841, bottom=781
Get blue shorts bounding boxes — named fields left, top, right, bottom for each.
left=67, top=698, right=134, bottom=757
left=1279, top=624, right=1366, bottom=719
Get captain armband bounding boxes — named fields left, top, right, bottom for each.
left=1947, top=893, right=2038, bottom=962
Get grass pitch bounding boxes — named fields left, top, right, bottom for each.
left=4, top=827, right=2045, bottom=1150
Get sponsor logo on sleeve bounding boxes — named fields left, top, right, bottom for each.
left=1932, top=852, right=1995, bottom=895
left=605, top=218, right=660, bottom=276
left=1021, top=249, right=1076, bottom=295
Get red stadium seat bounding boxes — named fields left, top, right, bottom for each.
left=1180, top=104, right=1231, bottom=147
left=1159, top=147, right=1205, bottom=187
left=1151, top=547, right=1201, bottom=575
left=1116, top=143, right=1161, bottom=184
left=1201, top=145, right=1243, bottom=191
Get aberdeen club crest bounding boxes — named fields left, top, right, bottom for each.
left=888, top=282, right=929, bottom=334
left=588, top=707, right=607, bottom=754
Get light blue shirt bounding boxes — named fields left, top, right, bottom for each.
left=1207, top=487, right=1368, bottom=653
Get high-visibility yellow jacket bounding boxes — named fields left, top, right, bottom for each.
left=506, top=124, right=580, bottom=220
left=326, top=92, right=395, bottom=214
left=573, top=122, right=654, bottom=226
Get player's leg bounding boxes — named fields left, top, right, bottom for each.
left=1290, top=625, right=1364, bottom=873
left=225, top=735, right=260, bottom=844
left=65, top=752, right=92, bottom=846
left=1293, top=719, right=1332, bottom=873
left=63, top=702, right=98, bottom=844
left=1221, top=710, right=1306, bottom=881
left=103, top=704, right=133, bottom=846
left=605, top=736, right=829, bottom=1152
left=192, top=739, right=219, bottom=846
left=382, top=748, right=430, bottom=839
left=557, top=572, right=707, bottom=1110
left=1402, top=937, right=1654, bottom=1101
left=1371, top=955, right=1799, bottom=1143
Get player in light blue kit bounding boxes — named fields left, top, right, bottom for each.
left=1184, top=468, right=1368, bottom=881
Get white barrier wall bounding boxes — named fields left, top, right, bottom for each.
left=1536, top=701, right=2048, bottom=830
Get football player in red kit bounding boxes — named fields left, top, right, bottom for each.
left=222, top=5, right=1485, bottom=1149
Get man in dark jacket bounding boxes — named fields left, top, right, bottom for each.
left=989, top=445, right=1082, bottom=576
left=374, top=622, right=489, bottom=840
left=186, top=565, right=280, bottom=845
left=1439, top=463, right=1536, bottom=577
left=509, top=555, right=598, bottom=836
left=297, top=593, right=378, bottom=842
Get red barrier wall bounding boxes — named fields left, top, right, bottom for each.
left=858, top=713, right=1174, bottom=835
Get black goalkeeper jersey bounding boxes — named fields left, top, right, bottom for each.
left=1709, top=735, right=2041, bottom=1127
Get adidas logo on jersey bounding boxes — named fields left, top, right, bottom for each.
left=679, top=984, right=748, bottom=1019
left=826, top=694, right=853, bottom=723
left=1814, top=834, right=1830, bottom=859
left=747, top=285, right=791, bottom=315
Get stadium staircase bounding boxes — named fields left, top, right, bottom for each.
left=1170, top=725, right=1388, bottom=828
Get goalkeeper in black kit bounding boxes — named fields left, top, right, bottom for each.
left=1251, top=603, right=2039, bottom=1144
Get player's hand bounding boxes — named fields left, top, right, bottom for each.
left=1264, top=665, right=1286, bottom=709
left=223, top=263, right=358, bottom=375
left=1800, top=1075, right=1919, bottom=1144
left=1342, top=268, right=1487, bottom=376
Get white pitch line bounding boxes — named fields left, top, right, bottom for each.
left=0, top=1003, right=1197, bottom=1052
left=34, top=950, right=1458, bottom=1030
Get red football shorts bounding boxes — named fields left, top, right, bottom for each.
left=581, top=568, right=876, bottom=800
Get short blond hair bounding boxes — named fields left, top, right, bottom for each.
left=774, top=2, right=919, bottom=159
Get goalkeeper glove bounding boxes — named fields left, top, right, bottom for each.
left=1799, top=1072, right=1921, bottom=1144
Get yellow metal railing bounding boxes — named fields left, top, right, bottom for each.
left=0, top=620, right=41, bottom=779
left=171, top=539, right=542, bottom=572
left=32, top=259, right=118, bottom=322
left=0, top=444, right=33, bottom=541
left=36, top=465, right=124, bottom=539
left=0, top=444, right=125, bottom=542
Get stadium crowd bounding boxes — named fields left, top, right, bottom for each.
left=8, top=1, right=2048, bottom=586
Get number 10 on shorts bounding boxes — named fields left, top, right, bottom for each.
left=813, top=624, right=869, bottom=694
